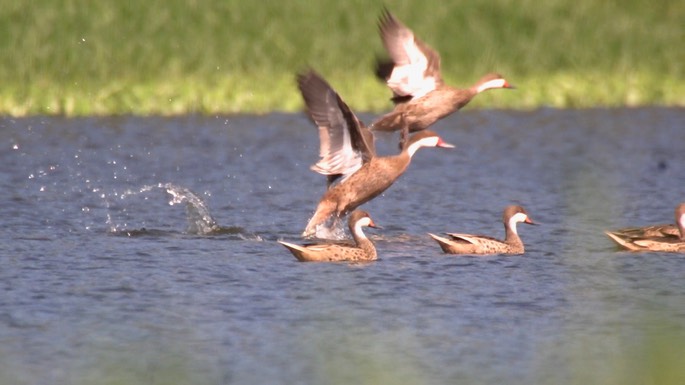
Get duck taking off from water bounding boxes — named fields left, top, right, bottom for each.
left=297, top=70, right=454, bottom=238
left=371, top=9, right=514, bottom=133
left=604, top=202, right=685, bottom=253
left=279, top=210, right=379, bottom=262
left=428, top=205, right=536, bottom=255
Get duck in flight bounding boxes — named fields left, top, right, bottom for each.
left=297, top=70, right=454, bottom=238
left=371, top=9, right=514, bottom=133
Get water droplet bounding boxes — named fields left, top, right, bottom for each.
left=12, top=144, right=18, bottom=150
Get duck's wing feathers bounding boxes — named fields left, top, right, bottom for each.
left=297, top=71, right=375, bottom=181
left=279, top=240, right=354, bottom=252
left=302, top=239, right=356, bottom=248
left=378, top=9, right=442, bottom=100
left=613, top=224, right=679, bottom=239
left=446, top=233, right=504, bottom=245
left=605, top=231, right=685, bottom=252
left=632, top=234, right=685, bottom=248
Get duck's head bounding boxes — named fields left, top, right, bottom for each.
left=405, top=130, right=455, bottom=156
left=503, top=205, right=536, bottom=234
left=348, top=210, right=378, bottom=229
left=475, top=73, right=515, bottom=93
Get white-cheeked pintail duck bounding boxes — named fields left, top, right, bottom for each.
left=604, top=202, right=685, bottom=252
left=428, top=205, right=536, bottom=255
left=371, top=9, right=514, bottom=133
left=298, top=70, right=454, bottom=238
left=279, top=210, right=378, bottom=262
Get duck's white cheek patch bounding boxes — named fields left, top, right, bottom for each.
left=407, top=137, right=439, bottom=157
left=679, top=214, right=685, bottom=231
left=354, top=217, right=372, bottom=238
left=477, top=79, right=506, bottom=93
left=508, top=212, right=528, bottom=234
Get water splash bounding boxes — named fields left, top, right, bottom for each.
left=106, top=183, right=232, bottom=236
left=311, top=217, right=348, bottom=240
left=161, top=183, right=219, bottom=235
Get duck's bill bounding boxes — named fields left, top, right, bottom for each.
left=437, top=140, right=455, bottom=148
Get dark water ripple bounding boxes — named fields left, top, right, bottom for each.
left=1, top=109, right=685, bottom=384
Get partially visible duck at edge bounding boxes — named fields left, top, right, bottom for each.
left=371, top=9, right=514, bottom=133
left=279, top=210, right=379, bottom=262
left=298, top=70, right=454, bottom=238
left=604, top=202, right=685, bottom=252
left=428, top=205, right=536, bottom=255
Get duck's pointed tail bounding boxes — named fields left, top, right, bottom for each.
left=428, top=233, right=455, bottom=253
left=277, top=240, right=309, bottom=261
left=604, top=231, right=639, bottom=250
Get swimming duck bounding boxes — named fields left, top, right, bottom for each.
left=604, top=202, right=685, bottom=252
left=298, top=70, right=454, bottom=238
left=371, top=9, right=514, bottom=133
left=279, top=210, right=378, bottom=262
left=428, top=205, right=536, bottom=255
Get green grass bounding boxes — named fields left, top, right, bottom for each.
left=0, top=0, right=683, bottom=115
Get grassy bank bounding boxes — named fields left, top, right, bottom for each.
left=0, top=0, right=683, bottom=116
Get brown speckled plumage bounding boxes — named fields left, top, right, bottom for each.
left=428, top=205, right=536, bottom=255
left=279, top=210, right=378, bottom=262
left=604, top=202, right=685, bottom=252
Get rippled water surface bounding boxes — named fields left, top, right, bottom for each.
left=1, top=108, right=684, bottom=384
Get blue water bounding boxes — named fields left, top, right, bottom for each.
left=1, top=108, right=684, bottom=384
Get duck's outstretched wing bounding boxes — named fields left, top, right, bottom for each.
left=297, top=70, right=375, bottom=185
left=377, top=9, right=442, bottom=101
